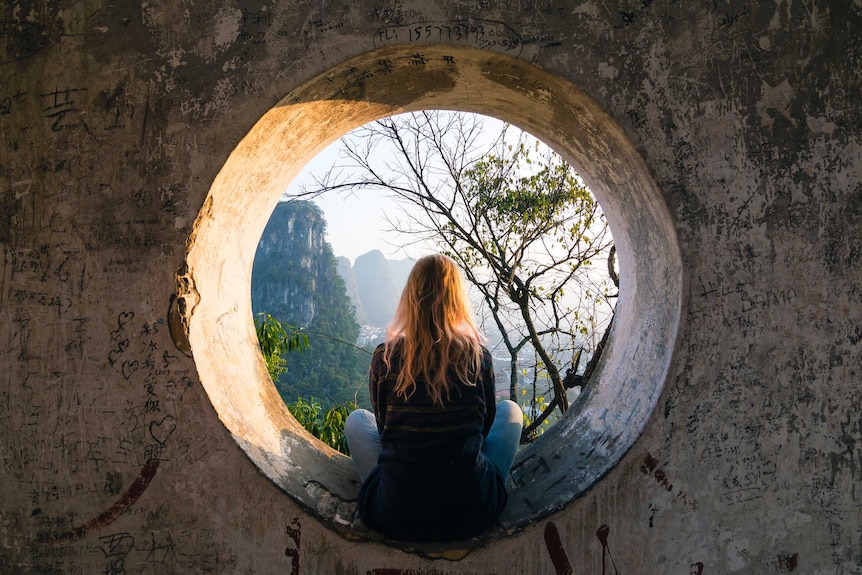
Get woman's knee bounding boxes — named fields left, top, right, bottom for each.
left=496, top=399, right=524, bottom=425
left=345, top=408, right=375, bottom=437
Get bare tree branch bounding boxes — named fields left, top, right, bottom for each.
left=294, top=111, right=617, bottom=440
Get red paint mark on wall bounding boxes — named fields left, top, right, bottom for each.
left=641, top=453, right=699, bottom=510
left=596, top=525, right=619, bottom=575
left=544, top=520, right=710, bottom=574
left=544, top=522, right=574, bottom=574
left=38, top=458, right=161, bottom=543
left=642, top=454, right=672, bottom=491
left=285, top=517, right=301, bottom=575
left=777, top=553, right=798, bottom=571
left=367, top=569, right=493, bottom=574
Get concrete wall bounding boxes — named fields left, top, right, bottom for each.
left=1, top=1, right=860, bottom=573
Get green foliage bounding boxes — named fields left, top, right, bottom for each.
left=320, top=402, right=354, bottom=455
left=254, top=312, right=309, bottom=381
left=254, top=313, right=355, bottom=454
left=464, top=141, right=596, bottom=248
left=294, top=112, right=616, bottom=439
left=251, top=200, right=370, bottom=410
left=286, top=396, right=323, bottom=435
left=275, top=295, right=369, bottom=408
left=285, top=397, right=356, bottom=455
left=517, top=363, right=555, bottom=441
left=452, top=139, right=601, bottom=295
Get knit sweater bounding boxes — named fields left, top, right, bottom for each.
left=356, top=342, right=507, bottom=542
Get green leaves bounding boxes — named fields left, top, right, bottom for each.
left=254, top=312, right=309, bottom=381
left=287, top=396, right=323, bottom=436
left=254, top=313, right=355, bottom=455
left=294, top=110, right=617, bottom=437
left=320, top=402, right=354, bottom=454
left=286, top=397, right=356, bottom=455
left=463, top=145, right=592, bottom=233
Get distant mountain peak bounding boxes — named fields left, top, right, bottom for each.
left=336, top=250, right=415, bottom=329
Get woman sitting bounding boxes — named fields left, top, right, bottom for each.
left=345, top=254, right=524, bottom=542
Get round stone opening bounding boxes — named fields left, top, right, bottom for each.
left=181, top=45, right=682, bottom=547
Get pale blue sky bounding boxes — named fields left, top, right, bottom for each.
left=282, top=113, right=510, bottom=264
left=283, top=137, right=429, bottom=264
left=278, top=112, right=616, bottom=346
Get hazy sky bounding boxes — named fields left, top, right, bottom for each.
left=278, top=113, right=616, bottom=343
left=283, top=138, right=429, bottom=264
left=282, top=113, right=511, bottom=264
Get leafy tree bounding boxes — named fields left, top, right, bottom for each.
left=296, top=111, right=616, bottom=441
left=254, top=313, right=356, bottom=455
left=254, top=312, right=308, bottom=380
left=252, top=201, right=370, bottom=409
left=285, top=396, right=357, bottom=455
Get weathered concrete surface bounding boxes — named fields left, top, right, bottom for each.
left=1, top=1, right=860, bottom=574
left=182, top=44, right=683, bottom=547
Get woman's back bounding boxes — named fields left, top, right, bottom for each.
left=346, top=254, right=522, bottom=542
left=371, top=343, right=495, bottom=484
left=357, top=343, right=507, bottom=541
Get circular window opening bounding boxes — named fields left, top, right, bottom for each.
left=181, top=46, right=682, bottom=548
left=259, top=111, right=617, bottom=445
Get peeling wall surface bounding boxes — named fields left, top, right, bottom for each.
left=1, top=1, right=860, bottom=574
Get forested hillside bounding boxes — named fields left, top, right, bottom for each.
left=251, top=200, right=370, bottom=407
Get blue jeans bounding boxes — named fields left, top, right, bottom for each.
left=345, top=399, right=524, bottom=482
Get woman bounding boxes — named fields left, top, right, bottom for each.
left=345, top=254, right=524, bottom=542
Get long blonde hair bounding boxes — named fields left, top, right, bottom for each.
left=383, top=254, right=483, bottom=405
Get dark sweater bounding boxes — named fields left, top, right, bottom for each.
left=357, top=342, right=507, bottom=542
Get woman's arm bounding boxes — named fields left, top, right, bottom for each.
left=370, top=344, right=387, bottom=435
left=481, top=347, right=497, bottom=436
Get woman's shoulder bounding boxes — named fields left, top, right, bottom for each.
left=477, top=345, right=494, bottom=377
left=371, top=341, right=399, bottom=374
left=371, top=343, right=387, bottom=367
left=373, top=341, right=401, bottom=358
